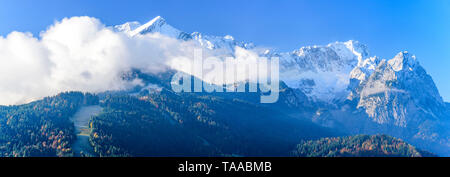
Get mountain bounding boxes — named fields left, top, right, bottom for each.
left=274, top=40, right=369, bottom=102
left=115, top=16, right=449, bottom=156
left=115, top=16, right=191, bottom=40
left=0, top=16, right=448, bottom=157
left=116, top=17, right=371, bottom=103
left=115, top=16, right=254, bottom=52
left=292, top=134, right=436, bottom=157
left=348, top=51, right=447, bottom=126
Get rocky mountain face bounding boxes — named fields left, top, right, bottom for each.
left=348, top=52, right=446, bottom=126
left=341, top=51, right=449, bottom=155
left=115, top=16, right=449, bottom=156
left=274, top=40, right=369, bottom=102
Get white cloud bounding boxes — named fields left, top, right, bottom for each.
left=0, top=16, right=198, bottom=105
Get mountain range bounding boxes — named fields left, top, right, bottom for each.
left=115, top=16, right=449, bottom=156
left=0, top=16, right=448, bottom=157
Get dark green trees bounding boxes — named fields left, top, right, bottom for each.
left=292, top=134, right=435, bottom=157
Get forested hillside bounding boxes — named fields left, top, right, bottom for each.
left=292, top=135, right=435, bottom=157
left=89, top=89, right=336, bottom=157
left=0, top=92, right=98, bottom=157
left=0, top=90, right=437, bottom=157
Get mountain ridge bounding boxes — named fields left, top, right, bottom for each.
left=114, top=16, right=449, bottom=156
left=0, top=16, right=448, bottom=156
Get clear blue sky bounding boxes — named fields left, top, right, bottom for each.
left=1, top=0, right=449, bottom=101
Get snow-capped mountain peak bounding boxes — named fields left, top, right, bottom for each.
left=278, top=40, right=373, bottom=102
left=346, top=49, right=447, bottom=128
left=388, top=51, right=418, bottom=72
left=128, top=16, right=182, bottom=38
left=117, top=16, right=254, bottom=51
left=114, top=21, right=141, bottom=34
left=349, top=56, right=380, bottom=82
left=327, top=40, right=369, bottom=65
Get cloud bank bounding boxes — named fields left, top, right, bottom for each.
left=0, top=16, right=194, bottom=105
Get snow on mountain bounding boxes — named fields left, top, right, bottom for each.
left=388, top=51, right=419, bottom=72
left=190, top=32, right=255, bottom=53
left=348, top=51, right=446, bottom=126
left=275, top=40, right=370, bottom=102
left=114, top=21, right=141, bottom=34
left=349, top=56, right=380, bottom=82
left=115, top=16, right=192, bottom=40
left=116, top=16, right=255, bottom=55
left=115, top=16, right=445, bottom=111
left=113, top=16, right=450, bottom=155
left=338, top=51, right=450, bottom=155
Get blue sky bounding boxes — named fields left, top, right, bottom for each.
left=1, top=0, right=449, bottom=101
